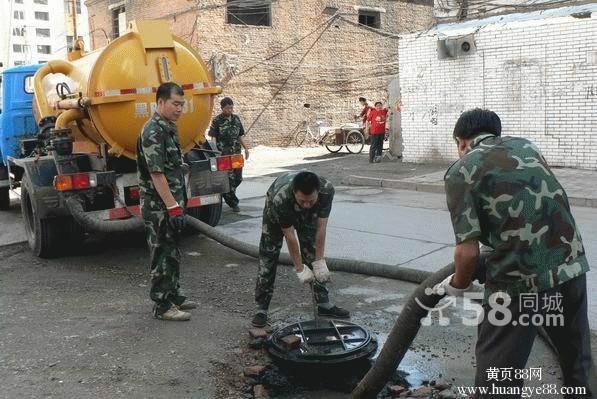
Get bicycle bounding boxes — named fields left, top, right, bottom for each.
left=292, top=120, right=327, bottom=147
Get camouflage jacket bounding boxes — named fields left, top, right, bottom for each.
left=265, top=171, right=334, bottom=229
left=444, top=133, right=589, bottom=301
left=136, top=112, right=186, bottom=208
left=208, top=113, right=245, bottom=155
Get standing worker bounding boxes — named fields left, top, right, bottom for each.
left=137, top=82, right=197, bottom=321
left=208, top=97, right=250, bottom=213
left=366, top=101, right=388, bottom=163
left=358, top=97, right=372, bottom=125
left=437, top=108, right=593, bottom=397
left=252, top=171, right=350, bottom=328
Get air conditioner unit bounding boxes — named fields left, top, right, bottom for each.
left=437, top=34, right=476, bottom=60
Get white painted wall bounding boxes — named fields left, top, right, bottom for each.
left=399, top=5, right=597, bottom=170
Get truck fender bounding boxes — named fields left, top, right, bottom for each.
left=12, top=156, right=68, bottom=218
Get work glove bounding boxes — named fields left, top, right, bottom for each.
left=167, top=204, right=186, bottom=232
left=432, top=273, right=478, bottom=297
left=312, top=259, right=331, bottom=282
left=296, top=265, right=315, bottom=284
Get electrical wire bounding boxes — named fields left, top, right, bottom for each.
left=243, top=13, right=339, bottom=135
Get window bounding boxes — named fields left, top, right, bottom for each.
left=38, top=60, right=48, bottom=64
left=35, top=11, right=50, bottom=21
left=64, top=0, right=81, bottom=14
left=358, top=10, right=381, bottom=29
left=66, top=36, right=74, bottom=51
left=14, top=61, right=25, bottom=66
left=25, top=76, right=35, bottom=93
left=34, top=0, right=48, bottom=4
left=36, top=28, right=50, bottom=38
left=111, top=5, right=125, bottom=39
left=14, top=10, right=24, bottom=19
left=226, top=0, right=271, bottom=27
left=13, top=27, right=25, bottom=36
left=15, top=0, right=23, bottom=3
left=37, top=45, right=51, bottom=54
left=13, top=44, right=25, bottom=53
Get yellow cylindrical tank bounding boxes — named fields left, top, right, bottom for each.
left=33, top=20, right=222, bottom=159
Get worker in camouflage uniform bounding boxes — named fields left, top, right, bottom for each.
left=435, top=108, right=593, bottom=398
left=137, top=82, right=197, bottom=321
left=251, top=171, right=350, bottom=327
left=208, top=97, right=249, bottom=213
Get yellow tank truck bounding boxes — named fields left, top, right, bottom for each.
left=9, top=20, right=241, bottom=257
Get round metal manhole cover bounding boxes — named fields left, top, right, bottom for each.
left=267, top=319, right=378, bottom=365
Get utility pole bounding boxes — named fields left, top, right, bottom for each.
left=71, top=0, right=78, bottom=48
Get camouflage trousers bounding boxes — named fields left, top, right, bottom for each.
left=255, top=209, right=329, bottom=311
left=223, top=168, right=243, bottom=208
left=141, top=197, right=186, bottom=315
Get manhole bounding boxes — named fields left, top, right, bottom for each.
left=267, top=319, right=378, bottom=365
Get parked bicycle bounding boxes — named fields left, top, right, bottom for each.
left=292, top=120, right=365, bottom=154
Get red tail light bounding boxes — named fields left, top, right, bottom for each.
left=54, top=173, right=97, bottom=191
left=217, top=156, right=232, bottom=171
left=71, top=174, right=91, bottom=190
left=129, top=187, right=140, bottom=201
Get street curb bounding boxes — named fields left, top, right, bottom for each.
left=343, top=175, right=445, bottom=195
left=344, top=175, right=597, bottom=208
left=0, top=240, right=27, bottom=249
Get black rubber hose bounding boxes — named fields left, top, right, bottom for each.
left=184, top=215, right=432, bottom=283
left=65, top=197, right=144, bottom=233
left=352, top=263, right=454, bottom=398
left=62, top=208, right=561, bottom=397
left=184, top=215, right=564, bottom=398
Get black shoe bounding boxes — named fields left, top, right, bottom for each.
left=251, top=312, right=268, bottom=327
left=232, top=205, right=240, bottom=213
left=317, top=305, right=350, bottom=319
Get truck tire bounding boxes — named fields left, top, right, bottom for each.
left=187, top=198, right=223, bottom=228
left=0, top=188, right=9, bottom=210
left=21, top=177, right=84, bottom=257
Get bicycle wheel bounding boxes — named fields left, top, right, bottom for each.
left=325, top=143, right=343, bottom=153
left=293, top=130, right=308, bottom=147
left=321, top=131, right=343, bottom=153
left=345, top=130, right=365, bottom=154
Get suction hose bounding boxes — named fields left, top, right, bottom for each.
left=182, top=216, right=566, bottom=399
left=65, top=209, right=563, bottom=398
left=185, top=215, right=432, bottom=283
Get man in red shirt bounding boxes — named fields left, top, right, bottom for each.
left=367, top=101, right=388, bottom=163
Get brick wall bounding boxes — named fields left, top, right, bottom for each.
left=85, top=0, right=434, bottom=147
left=399, top=8, right=597, bottom=169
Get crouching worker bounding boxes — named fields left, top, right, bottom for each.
left=252, top=171, right=350, bottom=327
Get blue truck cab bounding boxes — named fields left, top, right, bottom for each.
left=0, top=64, right=41, bottom=209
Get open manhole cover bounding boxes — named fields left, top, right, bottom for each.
left=267, top=319, right=378, bottom=365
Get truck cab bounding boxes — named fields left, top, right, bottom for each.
left=0, top=65, right=41, bottom=209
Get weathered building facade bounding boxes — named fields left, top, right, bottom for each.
left=398, top=4, right=597, bottom=169
left=85, top=0, right=434, bottom=146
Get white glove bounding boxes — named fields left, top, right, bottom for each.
left=296, top=266, right=314, bottom=284
left=432, top=274, right=474, bottom=297
left=312, top=259, right=331, bottom=282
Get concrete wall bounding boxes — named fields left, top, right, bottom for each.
left=399, top=7, right=597, bottom=169
left=85, top=0, right=434, bottom=147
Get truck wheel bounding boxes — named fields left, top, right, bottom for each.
left=0, top=188, right=9, bottom=210
left=187, top=198, right=223, bottom=228
left=21, top=178, right=67, bottom=258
